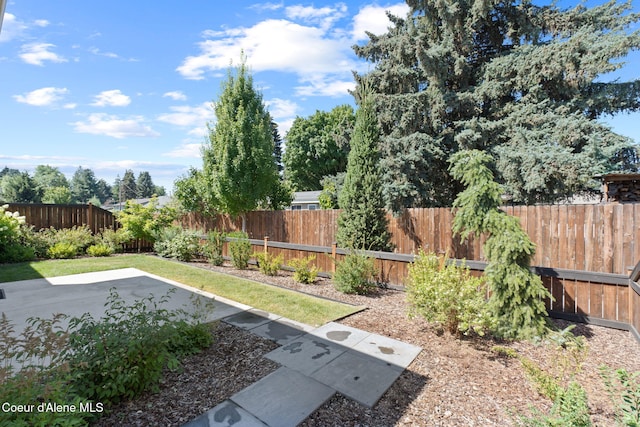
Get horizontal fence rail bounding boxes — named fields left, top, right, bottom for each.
left=225, top=236, right=638, bottom=338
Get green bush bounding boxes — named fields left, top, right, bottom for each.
left=87, top=243, right=113, bottom=257
left=153, top=227, right=201, bottom=262
left=16, top=226, right=49, bottom=259
left=228, top=231, right=251, bottom=269
left=0, top=205, right=34, bottom=263
left=53, top=225, right=95, bottom=253
left=288, top=256, right=319, bottom=284
left=98, top=228, right=129, bottom=253
left=0, top=313, right=94, bottom=426
left=47, top=241, right=78, bottom=259
left=204, top=229, right=225, bottom=266
left=64, top=289, right=213, bottom=405
left=116, top=197, right=177, bottom=244
left=333, top=251, right=377, bottom=295
left=601, top=366, right=640, bottom=426
left=255, top=251, right=282, bottom=276
left=406, top=250, right=493, bottom=336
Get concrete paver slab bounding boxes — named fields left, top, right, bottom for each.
left=310, top=351, right=402, bottom=407
left=351, top=333, right=422, bottom=370
left=249, top=318, right=310, bottom=345
left=264, top=335, right=347, bottom=376
left=308, top=322, right=371, bottom=348
left=182, top=400, right=267, bottom=427
left=223, top=309, right=281, bottom=330
left=231, top=367, right=334, bottom=427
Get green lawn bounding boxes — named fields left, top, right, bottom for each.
left=0, top=255, right=365, bottom=326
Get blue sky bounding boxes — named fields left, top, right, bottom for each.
left=1, top=1, right=638, bottom=192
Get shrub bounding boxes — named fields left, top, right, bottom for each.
left=0, top=313, right=93, bottom=426
left=518, top=381, right=591, bottom=427
left=0, top=205, right=34, bottom=263
left=153, top=227, right=201, bottom=262
left=64, top=289, right=213, bottom=405
left=16, top=226, right=49, bottom=259
left=228, top=231, right=251, bottom=269
left=406, top=250, right=493, bottom=336
left=203, top=229, right=225, bottom=266
left=47, top=242, right=78, bottom=259
left=333, top=251, right=377, bottom=295
left=116, top=197, right=177, bottom=244
left=255, top=251, right=282, bottom=276
left=288, top=256, right=319, bottom=284
left=600, top=366, right=640, bottom=426
left=98, top=228, right=129, bottom=253
left=87, top=243, right=113, bottom=257
left=51, top=225, right=95, bottom=254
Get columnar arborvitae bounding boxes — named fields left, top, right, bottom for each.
left=336, top=90, right=392, bottom=251
left=355, top=0, right=640, bottom=210
left=450, top=150, right=551, bottom=339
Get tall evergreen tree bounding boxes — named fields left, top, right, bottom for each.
left=271, top=120, right=284, bottom=176
left=136, top=171, right=155, bottom=198
left=94, top=179, right=112, bottom=204
left=0, top=171, right=41, bottom=203
left=203, top=55, right=291, bottom=230
left=70, top=167, right=98, bottom=204
left=119, top=170, right=137, bottom=201
left=33, top=165, right=69, bottom=193
left=355, top=0, right=640, bottom=209
left=337, top=88, right=392, bottom=251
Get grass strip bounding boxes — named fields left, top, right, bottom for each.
left=0, top=255, right=364, bottom=326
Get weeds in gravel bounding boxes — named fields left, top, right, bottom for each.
left=600, top=366, right=640, bottom=426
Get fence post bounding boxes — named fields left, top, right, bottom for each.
left=331, top=242, right=337, bottom=273
left=264, top=236, right=269, bottom=253
left=88, top=203, right=94, bottom=234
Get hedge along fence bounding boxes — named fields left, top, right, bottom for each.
left=181, top=202, right=640, bottom=276
left=229, top=236, right=640, bottom=343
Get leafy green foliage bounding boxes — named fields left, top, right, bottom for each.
left=319, top=173, right=345, bottom=209
left=202, top=55, right=291, bottom=223
left=450, top=150, right=551, bottom=339
left=70, top=166, right=99, bottom=204
left=47, top=241, right=78, bottom=259
left=336, top=90, right=392, bottom=252
left=64, top=289, right=213, bottom=405
left=0, top=205, right=34, bottom=263
left=153, top=227, right=201, bottom=262
left=255, top=251, right=282, bottom=276
left=518, top=381, right=591, bottom=427
left=288, top=255, right=319, bottom=284
left=136, top=171, right=155, bottom=198
left=86, top=243, right=114, bottom=257
left=333, top=252, right=377, bottom=295
left=283, top=105, right=355, bottom=191
left=97, top=227, right=129, bottom=253
left=46, top=225, right=96, bottom=254
left=42, top=185, right=73, bottom=204
left=406, top=250, right=493, bottom=336
left=601, top=366, right=640, bottom=426
left=116, top=197, right=177, bottom=243
left=0, top=313, right=94, bottom=427
left=228, top=231, right=252, bottom=269
left=355, top=1, right=640, bottom=209
left=0, top=171, right=42, bottom=203
left=203, top=229, right=226, bottom=266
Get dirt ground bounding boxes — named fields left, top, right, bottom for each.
left=95, top=260, right=640, bottom=426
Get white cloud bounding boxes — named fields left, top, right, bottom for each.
left=265, top=98, right=299, bottom=119
left=249, top=2, right=284, bottom=12
left=352, top=3, right=409, bottom=41
left=72, top=113, right=160, bottom=139
left=285, top=3, right=347, bottom=30
left=157, top=102, right=212, bottom=128
left=163, top=91, right=188, bottom=101
left=0, top=14, right=49, bottom=42
left=295, top=76, right=355, bottom=97
left=164, top=143, right=203, bottom=158
left=91, top=90, right=131, bottom=107
left=13, top=87, right=69, bottom=106
left=89, top=47, right=119, bottom=59
left=177, top=19, right=356, bottom=82
left=19, top=43, right=67, bottom=66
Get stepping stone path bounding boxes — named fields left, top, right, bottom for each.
left=185, top=306, right=422, bottom=427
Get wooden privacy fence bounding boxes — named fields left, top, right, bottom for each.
left=182, top=202, right=640, bottom=275
left=234, top=237, right=640, bottom=342
left=6, top=203, right=116, bottom=233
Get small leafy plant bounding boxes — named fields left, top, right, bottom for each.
left=228, top=231, right=252, bottom=269
left=255, top=251, right=282, bottom=276
left=333, top=251, right=377, bottom=295
left=47, top=241, right=78, bottom=259
left=153, top=227, right=201, bottom=262
left=406, top=250, right=493, bottom=336
left=86, top=243, right=114, bottom=257
left=600, top=366, right=640, bottom=426
left=204, top=229, right=225, bottom=266
left=288, top=255, right=319, bottom=284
